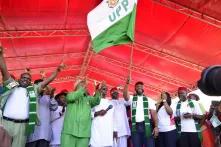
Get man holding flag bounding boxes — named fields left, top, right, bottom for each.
left=123, top=77, right=159, bottom=147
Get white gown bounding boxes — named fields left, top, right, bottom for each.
left=90, top=98, right=115, bottom=147
left=50, top=106, right=65, bottom=146
left=112, top=99, right=130, bottom=147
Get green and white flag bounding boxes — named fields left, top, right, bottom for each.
left=87, top=0, right=137, bottom=53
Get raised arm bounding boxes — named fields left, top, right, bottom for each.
left=0, top=46, right=10, bottom=81
left=163, top=101, right=173, bottom=115
left=123, top=77, right=130, bottom=101
left=89, top=81, right=106, bottom=107
left=40, top=64, right=64, bottom=89
left=89, top=91, right=101, bottom=108
left=66, top=79, right=88, bottom=103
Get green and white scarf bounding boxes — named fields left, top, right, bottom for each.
left=2, top=82, right=38, bottom=135
left=176, top=99, right=202, bottom=142
left=26, top=86, right=38, bottom=135
left=131, top=95, right=151, bottom=137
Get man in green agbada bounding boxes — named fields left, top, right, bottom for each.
left=61, top=80, right=101, bottom=147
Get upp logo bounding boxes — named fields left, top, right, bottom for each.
left=107, top=0, right=119, bottom=8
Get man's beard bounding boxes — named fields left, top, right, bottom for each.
left=19, top=82, right=28, bottom=88
left=112, top=96, right=118, bottom=100
left=111, top=93, right=118, bottom=99
left=180, top=96, right=187, bottom=101
left=136, top=91, right=143, bottom=96
left=101, top=93, right=106, bottom=98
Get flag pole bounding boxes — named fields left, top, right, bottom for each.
left=129, top=42, right=134, bottom=82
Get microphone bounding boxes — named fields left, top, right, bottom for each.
left=105, top=105, right=113, bottom=112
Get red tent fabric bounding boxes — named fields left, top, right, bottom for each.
left=0, top=0, right=221, bottom=99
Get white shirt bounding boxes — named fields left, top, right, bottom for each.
left=90, top=98, right=115, bottom=146
left=112, top=99, right=131, bottom=137
left=129, top=95, right=156, bottom=122
left=50, top=106, right=65, bottom=145
left=3, top=87, right=29, bottom=119
left=174, top=100, right=202, bottom=132
left=157, top=103, right=176, bottom=132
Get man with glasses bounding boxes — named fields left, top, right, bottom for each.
left=0, top=45, right=64, bottom=147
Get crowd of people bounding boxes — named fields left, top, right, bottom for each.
left=0, top=44, right=221, bottom=147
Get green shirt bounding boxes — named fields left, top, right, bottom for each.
left=62, top=87, right=101, bottom=138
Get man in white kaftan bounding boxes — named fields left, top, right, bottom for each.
left=90, top=84, right=116, bottom=147
left=111, top=87, right=130, bottom=147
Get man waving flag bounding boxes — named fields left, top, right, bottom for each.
left=87, top=0, right=137, bottom=53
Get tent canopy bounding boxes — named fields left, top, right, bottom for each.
left=0, top=0, right=221, bottom=99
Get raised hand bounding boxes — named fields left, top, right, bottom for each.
left=74, top=78, right=87, bottom=90
left=50, top=87, right=56, bottom=98
left=126, top=76, right=131, bottom=85
left=0, top=46, right=3, bottom=55
left=57, top=63, right=66, bottom=72
left=0, top=42, right=4, bottom=55
left=80, top=79, right=87, bottom=90
left=94, top=80, right=98, bottom=89
left=97, top=81, right=106, bottom=92
left=0, top=43, right=10, bottom=81
left=40, top=70, right=46, bottom=79
left=161, top=91, right=167, bottom=100
left=117, top=85, right=124, bottom=92
left=39, top=63, right=66, bottom=90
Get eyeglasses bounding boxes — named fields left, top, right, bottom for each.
left=21, top=76, right=31, bottom=81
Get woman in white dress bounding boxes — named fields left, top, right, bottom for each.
left=156, top=92, right=177, bottom=147
left=50, top=90, right=67, bottom=147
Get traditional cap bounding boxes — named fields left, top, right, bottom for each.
left=135, top=81, right=144, bottom=86
left=55, top=89, right=68, bottom=100
left=178, top=87, right=188, bottom=92
left=110, top=87, right=118, bottom=94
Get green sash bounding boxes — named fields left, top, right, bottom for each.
left=131, top=95, right=151, bottom=137
left=176, top=99, right=202, bottom=142
left=26, top=86, right=38, bottom=135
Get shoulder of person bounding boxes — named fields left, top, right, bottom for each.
left=129, top=95, right=134, bottom=99
left=190, top=99, right=199, bottom=105
left=147, top=97, right=156, bottom=103
left=170, top=101, right=178, bottom=110
left=171, top=100, right=179, bottom=106
left=107, top=98, right=114, bottom=103
left=3, top=77, right=18, bottom=88
left=119, top=98, right=126, bottom=102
